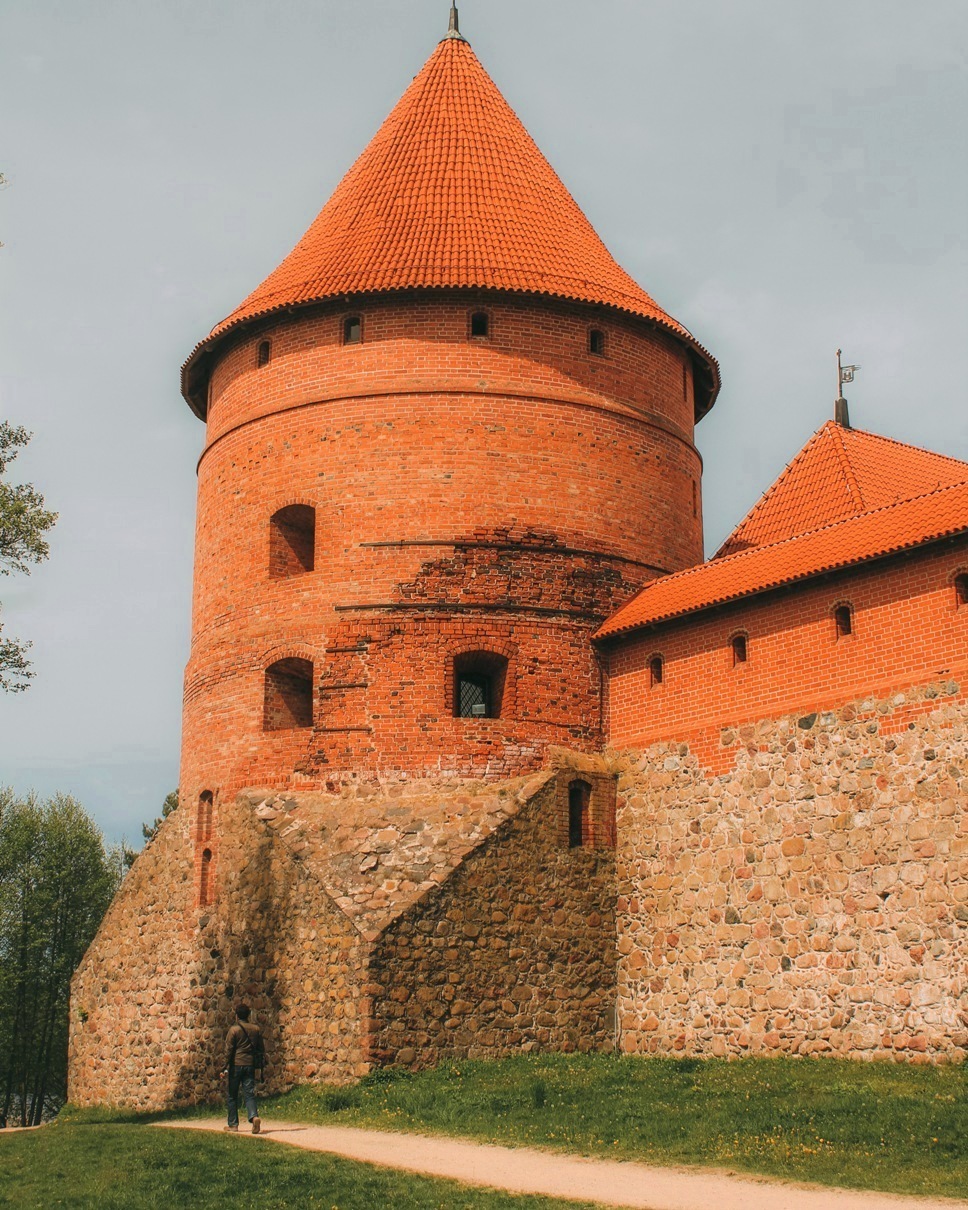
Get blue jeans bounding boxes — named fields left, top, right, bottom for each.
left=227, top=1065, right=258, bottom=1128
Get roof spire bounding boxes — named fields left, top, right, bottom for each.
left=445, top=3, right=466, bottom=41
left=835, top=349, right=861, bottom=429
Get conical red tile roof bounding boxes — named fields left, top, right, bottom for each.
left=182, top=34, right=718, bottom=416
left=716, top=421, right=968, bottom=558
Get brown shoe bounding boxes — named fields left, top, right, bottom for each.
left=223, top=1125, right=238, bottom=1132
left=251, top=1116, right=261, bottom=1134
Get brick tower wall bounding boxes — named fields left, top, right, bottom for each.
left=180, top=292, right=705, bottom=806
left=603, top=540, right=968, bottom=1060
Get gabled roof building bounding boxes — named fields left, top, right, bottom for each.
left=70, top=10, right=968, bottom=1110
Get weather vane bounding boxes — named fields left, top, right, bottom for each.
left=835, top=349, right=861, bottom=428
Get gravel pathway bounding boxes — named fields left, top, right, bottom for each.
left=159, top=1119, right=962, bottom=1210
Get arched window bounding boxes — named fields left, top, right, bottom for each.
left=589, top=329, right=605, bottom=357
left=470, top=311, right=490, bottom=338
left=264, top=658, right=314, bottom=731
left=197, top=791, right=214, bottom=843
left=956, top=574, right=968, bottom=608
left=568, top=780, right=591, bottom=848
left=731, top=634, right=748, bottom=666
left=199, top=848, right=213, bottom=908
left=343, top=316, right=362, bottom=345
left=454, top=651, right=508, bottom=719
left=649, top=655, right=664, bottom=687
left=257, top=339, right=271, bottom=367
left=834, top=604, right=853, bottom=638
left=269, top=505, right=315, bottom=579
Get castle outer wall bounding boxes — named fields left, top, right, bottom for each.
left=604, top=539, right=968, bottom=1060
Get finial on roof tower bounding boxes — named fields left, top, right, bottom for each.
left=835, top=348, right=860, bottom=429
left=445, top=3, right=466, bottom=41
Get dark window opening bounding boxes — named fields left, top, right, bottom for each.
left=269, top=505, right=315, bottom=579
left=589, top=329, right=605, bottom=356
left=198, top=791, right=214, bottom=843
left=956, top=574, right=968, bottom=607
left=835, top=604, right=853, bottom=638
left=731, top=634, right=748, bottom=666
left=682, top=362, right=689, bottom=400
left=650, top=655, right=664, bottom=687
left=470, top=311, right=489, bottom=338
left=343, top=316, right=362, bottom=345
left=454, top=651, right=508, bottom=719
left=264, top=658, right=314, bottom=731
left=568, top=780, right=591, bottom=848
left=257, top=340, right=271, bottom=367
left=199, top=848, right=213, bottom=907
left=692, top=480, right=698, bottom=519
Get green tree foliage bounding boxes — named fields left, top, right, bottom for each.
left=0, top=789, right=122, bottom=1125
left=141, top=789, right=179, bottom=845
left=0, top=422, right=57, bottom=692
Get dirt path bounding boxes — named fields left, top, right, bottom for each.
left=159, top=1119, right=962, bottom=1210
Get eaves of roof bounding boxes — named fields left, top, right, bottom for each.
left=595, top=478, right=968, bottom=641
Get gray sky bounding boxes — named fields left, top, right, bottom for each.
left=1, top=0, right=966, bottom=844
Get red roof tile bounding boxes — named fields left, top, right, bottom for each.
left=716, top=421, right=968, bottom=557
left=182, top=35, right=718, bottom=417
left=597, top=432, right=968, bottom=640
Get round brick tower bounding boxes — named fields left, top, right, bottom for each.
left=178, top=20, right=719, bottom=809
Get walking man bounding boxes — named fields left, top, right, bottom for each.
left=221, top=1003, right=265, bottom=1133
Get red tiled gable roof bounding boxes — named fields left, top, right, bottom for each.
left=716, top=421, right=968, bottom=558
left=181, top=35, right=719, bottom=417
left=597, top=434, right=968, bottom=641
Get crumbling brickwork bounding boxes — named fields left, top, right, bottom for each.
left=181, top=293, right=703, bottom=807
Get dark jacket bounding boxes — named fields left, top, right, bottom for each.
left=225, top=1021, right=265, bottom=1070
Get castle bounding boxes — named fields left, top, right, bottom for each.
left=70, top=12, right=968, bottom=1109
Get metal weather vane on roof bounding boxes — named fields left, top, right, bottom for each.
left=835, top=349, right=861, bottom=429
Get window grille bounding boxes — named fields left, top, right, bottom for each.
left=458, top=675, right=489, bottom=718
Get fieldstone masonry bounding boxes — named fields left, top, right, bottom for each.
left=613, top=681, right=968, bottom=1062
left=70, top=756, right=616, bottom=1109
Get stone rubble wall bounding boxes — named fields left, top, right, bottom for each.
left=613, top=680, right=968, bottom=1062
left=370, top=770, right=617, bottom=1069
left=69, top=796, right=366, bottom=1110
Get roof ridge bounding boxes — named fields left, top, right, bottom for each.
left=844, top=424, right=968, bottom=473
left=830, top=422, right=867, bottom=512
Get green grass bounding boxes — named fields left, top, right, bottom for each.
left=0, top=1121, right=596, bottom=1209
left=259, top=1054, right=968, bottom=1200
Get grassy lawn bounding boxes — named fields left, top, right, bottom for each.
left=259, top=1054, right=968, bottom=1200
left=0, top=1120, right=595, bottom=1210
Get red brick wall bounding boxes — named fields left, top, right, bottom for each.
left=605, top=540, right=968, bottom=773
left=180, top=292, right=704, bottom=803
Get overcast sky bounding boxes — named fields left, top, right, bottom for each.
left=1, top=0, right=966, bottom=844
